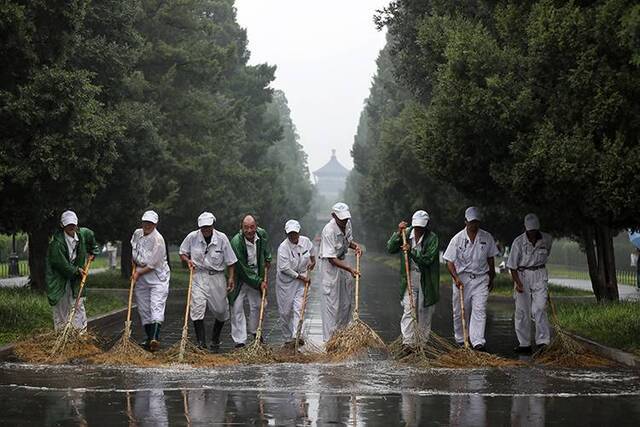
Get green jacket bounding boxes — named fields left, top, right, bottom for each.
left=228, top=227, right=272, bottom=304
left=45, top=227, right=100, bottom=306
left=387, top=226, right=440, bottom=307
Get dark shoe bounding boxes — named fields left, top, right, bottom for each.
left=149, top=322, right=161, bottom=352
left=295, top=338, right=305, bottom=347
left=514, top=346, right=532, bottom=354
left=537, top=343, right=548, bottom=353
left=284, top=340, right=295, bottom=349
left=140, top=324, right=152, bottom=349
left=193, top=320, right=206, bottom=349
left=211, top=320, right=224, bottom=346
left=473, top=344, right=487, bottom=352
left=234, top=343, right=245, bottom=349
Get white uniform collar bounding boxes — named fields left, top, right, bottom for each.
left=64, top=231, right=79, bottom=244
left=245, top=233, right=260, bottom=245
left=409, top=228, right=423, bottom=246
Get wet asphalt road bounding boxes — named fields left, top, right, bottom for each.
left=1, top=255, right=639, bottom=425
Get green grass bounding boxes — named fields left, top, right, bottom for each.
left=0, top=288, right=124, bottom=346
left=555, top=301, right=640, bottom=355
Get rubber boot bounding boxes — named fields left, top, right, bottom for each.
left=149, top=322, right=161, bottom=352
left=140, top=324, right=152, bottom=349
left=209, top=320, right=224, bottom=352
left=193, top=320, right=206, bottom=350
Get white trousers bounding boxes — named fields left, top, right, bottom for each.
left=452, top=273, right=489, bottom=347
left=276, top=279, right=306, bottom=341
left=514, top=269, right=550, bottom=346
left=230, top=284, right=264, bottom=344
left=190, top=271, right=229, bottom=322
left=321, top=269, right=353, bottom=341
left=401, top=270, right=436, bottom=345
left=52, top=282, right=87, bottom=331
left=135, top=271, right=170, bottom=325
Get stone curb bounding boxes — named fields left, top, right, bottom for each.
left=0, top=304, right=132, bottom=361
left=567, top=331, right=640, bottom=368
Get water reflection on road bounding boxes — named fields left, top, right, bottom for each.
left=1, top=257, right=639, bottom=425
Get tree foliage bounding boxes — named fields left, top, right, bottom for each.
left=0, top=0, right=312, bottom=288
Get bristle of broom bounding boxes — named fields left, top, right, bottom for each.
left=390, top=331, right=522, bottom=368
left=533, top=327, right=612, bottom=368
left=14, top=329, right=101, bottom=364
left=158, top=340, right=237, bottom=367
left=325, top=319, right=387, bottom=360
left=231, top=338, right=278, bottom=364
left=90, top=334, right=158, bottom=367
left=272, top=339, right=327, bottom=363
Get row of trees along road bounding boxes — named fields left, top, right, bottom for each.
left=347, top=0, right=640, bottom=301
left=0, top=1, right=312, bottom=291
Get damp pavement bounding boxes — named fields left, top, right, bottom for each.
left=1, top=256, right=639, bottom=425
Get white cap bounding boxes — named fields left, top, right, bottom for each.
left=141, top=210, right=159, bottom=224
left=198, top=212, right=216, bottom=227
left=524, top=213, right=540, bottom=231
left=332, top=202, right=351, bottom=220
left=285, top=219, right=301, bottom=234
left=411, top=210, right=430, bottom=227
left=60, top=210, right=78, bottom=227
left=465, top=206, right=481, bottom=222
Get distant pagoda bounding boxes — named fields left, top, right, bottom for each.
left=313, top=149, right=350, bottom=201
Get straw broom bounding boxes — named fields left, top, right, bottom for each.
left=14, top=259, right=102, bottom=364
left=533, top=290, right=611, bottom=368
left=92, top=263, right=152, bottom=366
left=233, top=287, right=277, bottom=363
left=325, top=252, right=386, bottom=359
left=274, top=269, right=325, bottom=363
left=390, top=228, right=439, bottom=367
left=157, top=267, right=235, bottom=367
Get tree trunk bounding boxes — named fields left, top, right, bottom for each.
left=120, top=236, right=132, bottom=279
left=600, top=224, right=619, bottom=301
left=583, top=227, right=603, bottom=301
left=28, top=228, right=50, bottom=294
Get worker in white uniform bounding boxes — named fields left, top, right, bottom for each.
left=276, top=219, right=316, bottom=347
left=443, top=207, right=499, bottom=351
left=179, top=212, right=237, bottom=351
left=131, top=210, right=171, bottom=352
left=507, top=213, right=553, bottom=353
left=318, top=202, right=362, bottom=342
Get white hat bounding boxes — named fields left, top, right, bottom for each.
left=285, top=219, right=301, bottom=234
left=198, top=211, right=216, bottom=227
left=524, top=213, right=540, bottom=231
left=411, top=210, right=430, bottom=227
left=465, top=206, right=481, bottom=222
left=141, top=210, right=159, bottom=224
left=332, top=202, right=351, bottom=220
left=60, top=210, right=78, bottom=227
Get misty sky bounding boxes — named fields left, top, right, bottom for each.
left=235, top=0, right=389, bottom=175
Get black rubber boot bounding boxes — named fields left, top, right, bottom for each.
left=140, top=324, right=152, bottom=349
left=149, top=322, right=161, bottom=352
left=209, top=320, right=224, bottom=352
left=193, top=320, right=206, bottom=349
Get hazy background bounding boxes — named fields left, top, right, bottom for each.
left=235, top=0, right=389, bottom=174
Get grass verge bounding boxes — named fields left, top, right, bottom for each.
left=554, top=300, right=640, bottom=356
left=0, top=288, right=124, bottom=346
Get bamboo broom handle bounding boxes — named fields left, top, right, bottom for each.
left=126, top=262, right=136, bottom=325
left=401, top=229, right=417, bottom=318
left=295, top=269, right=311, bottom=350
left=256, top=287, right=267, bottom=341
left=68, top=257, right=93, bottom=324
left=459, top=285, right=470, bottom=349
left=182, top=267, right=194, bottom=335
left=354, top=252, right=361, bottom=318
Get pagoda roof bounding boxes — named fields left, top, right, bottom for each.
left=313, top=150, right=350, bottom=177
